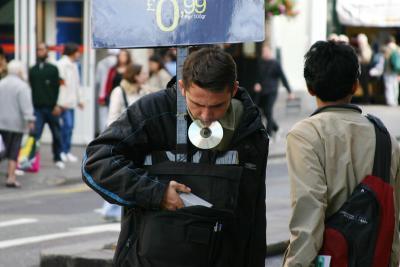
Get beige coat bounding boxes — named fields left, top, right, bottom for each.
left=283, top=106, right=400, bottom=267
left=107, top=80, right=150, bottom=126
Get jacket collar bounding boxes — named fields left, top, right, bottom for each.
left=311, top=104, right=362, bottom=117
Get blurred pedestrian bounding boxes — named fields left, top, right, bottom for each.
left=254, top=45, right=294, bottom=137
left=95, top=49, right=118, bottom=133
left=0, top=60, right=35, bottom=188
left=356, top=33, right=373, bottom=103
left=146, top=54, right=171, bottom=92
left=29, top=43, right=64, bottom=169
left=99, top=49, right=132, bottom=106
left=338, top=34, right=350, bottom=44
left=164, top=48, right=177, bottom=76
left=0, top=46, right=7, bottom=80
left=108, top=64, right=150, bottom=123
left=383, top=35, right=400, bottom=106
left=57, top=43, right=84, bottom=162
left=100, top=63, right=150, bottom=221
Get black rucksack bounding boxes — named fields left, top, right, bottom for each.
left=319, top=114, right=395, bottom=267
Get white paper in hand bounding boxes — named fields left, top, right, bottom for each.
left=179, top=192, right=213, bottom=208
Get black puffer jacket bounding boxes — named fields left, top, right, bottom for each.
left=82, top=82, right=269, bottom=267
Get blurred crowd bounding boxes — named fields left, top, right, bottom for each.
left=328, top=33, right=400, bottom=106
left=0, top=44, right=175, bottom=190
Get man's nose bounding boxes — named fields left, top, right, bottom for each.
left=199, top=109, right=213, bottom=125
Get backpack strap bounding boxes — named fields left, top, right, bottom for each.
left=366, top=114, right=392, bottom=183
left=120, top=86, right=129, bottom=109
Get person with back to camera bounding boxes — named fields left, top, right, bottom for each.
left=0, top=60, right=35, bottom=188
left=283, top=40, right=400, bottom=267
left=82, top=47, right=269, bottom=267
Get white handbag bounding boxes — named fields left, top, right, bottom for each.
left=0, top=133, right=6, bottom=158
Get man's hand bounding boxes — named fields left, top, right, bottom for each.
left=254, top=83, right=262, bottom=93
left=287, top=93, right=295, bottom=100
left=28, top=121, right=35, bottom=131
left=52, top=106, right=63, bottom=116
left=161, top=180, right=191, bottom=211
left=78, top=102, right=85, bottom=110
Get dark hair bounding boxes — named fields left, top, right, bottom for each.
left=385, top=35, right=396, bottom=45
left=63, top=43, right=79, bottom=56
left=182, top=47, right=237, bottom=92
left=116, top=49, right=132, bottom=67
left=123, top=64, right=142, bottom=84
left=304, top=41, right=360, bottom=102
left=149, top=54, right=164, bottom=70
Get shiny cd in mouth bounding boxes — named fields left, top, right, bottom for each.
left=188, top=120, right=223, bottom=149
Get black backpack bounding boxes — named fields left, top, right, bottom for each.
left=319, top=114, right=395, bottom=267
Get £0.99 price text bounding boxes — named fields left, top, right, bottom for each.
left=147, top=0, right=207, bottom=32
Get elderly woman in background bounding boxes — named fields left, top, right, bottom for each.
left=0, top=60, right=35, bottom=188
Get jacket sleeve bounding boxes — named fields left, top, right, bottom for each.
left=283, top=130, right=327, bottom=267
left=251, top=130, right=269, bottom=266
left=278, top=63, right=292, bottom=94
left=390, top=136, right=400, bottom=267
left=107, top=87, right=123, bottom=126
left=82, top=104, right=167, bottom=210
left=18, top=85, right=35, bottom=123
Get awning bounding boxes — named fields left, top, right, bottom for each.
left=336, top=0, right=400, bottom=27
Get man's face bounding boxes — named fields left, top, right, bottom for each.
left=179, top=80, right=238, bottom=127
left=36, top=44, right=48, bottom=60
left=71, top=51, right=81, bottom=61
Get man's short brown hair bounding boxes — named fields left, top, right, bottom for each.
left=182, top=47, right=237, bottom=93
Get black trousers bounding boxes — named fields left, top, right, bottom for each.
left=258, top=91, right=278, bottom=136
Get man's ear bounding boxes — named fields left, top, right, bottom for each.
left=178, top=80, right=186, bottom=97
left=306, top=85, right=316, bottom=96
left=232, top=81, right=239, bottom=97
left=350, top=80, right=359, bottom=95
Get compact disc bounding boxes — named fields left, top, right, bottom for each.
left=188, top=120, right=223, bottom=149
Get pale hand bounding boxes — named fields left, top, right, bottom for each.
left=287, top=93, right=295, bottom=100
left=52, top=106, right=63, bottom=116
left=254, top=83, right=262, bottom=93
left=161, top=180, right=191, bottom=211
left=28, top=122, right=35, bottom=131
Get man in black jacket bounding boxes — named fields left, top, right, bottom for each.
left=254, top=45, right=294, bottom=137
left=82, top=47, right=268, bottom=267
left=29, top=43, right=64, bottom=169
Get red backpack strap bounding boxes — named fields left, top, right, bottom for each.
left=365, top=114, right=391, bottom=183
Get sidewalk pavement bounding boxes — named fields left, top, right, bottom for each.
left=0, top=145, right=84, bottom=191
left=2, top=90, right=400, bottom=266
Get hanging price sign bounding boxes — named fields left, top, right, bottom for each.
left=91, top=0, right=265, bottom=48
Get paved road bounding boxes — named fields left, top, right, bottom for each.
left=0, top=183, right=119, bottom=267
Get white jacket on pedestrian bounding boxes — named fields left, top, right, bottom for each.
left=0, top=74, right=35, bottom=133
left=57, top=55, right=83, bottom=109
